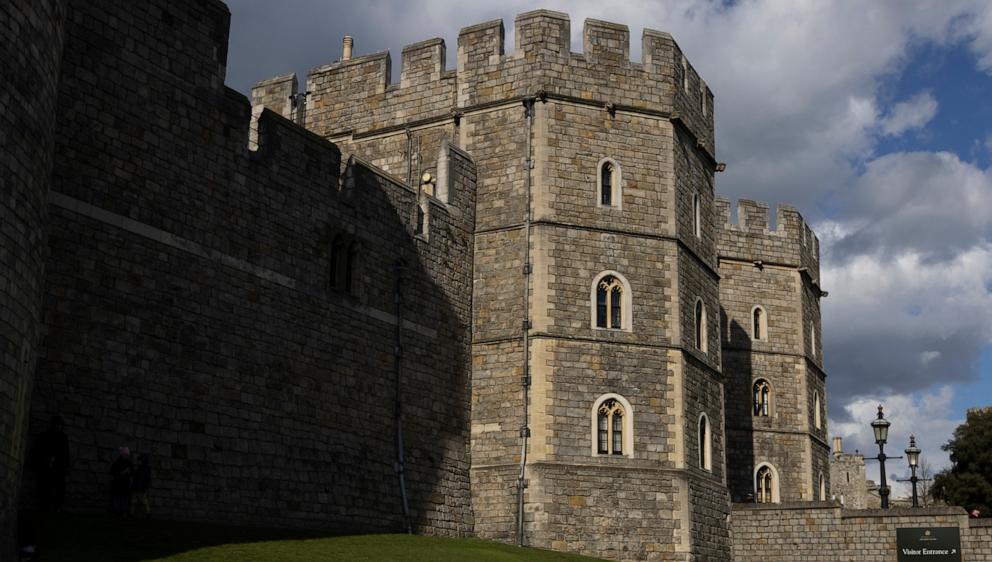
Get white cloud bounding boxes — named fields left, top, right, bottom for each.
left=829, top=388, right=960, bottom=499
left=879, top=91, right=938, bottom=137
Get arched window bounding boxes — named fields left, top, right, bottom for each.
left=591, top=272, right=631, bottom=331
left=753, top=379, right=771, bottom=417
left=810, top=321, right=817, bottom=358
left=819, top=472, right=827, bottom=501
left=598, top=399, right=624, bottom=455
left=694, top=299, right=707, bottom=352
left=692, top=192, right=701, bottom=238
left=698, top=413, right=712, bottom=471
left=813, top=391, right=822, bottom=430
left=597, top=159, right=621, bottom=208
left=330, top=236, right=358, bottom=294
left=591, top=394, right=633, bottom=457
left=755, top=464, right=780, bottom=503
left=751, top=306, right=767, bottom=341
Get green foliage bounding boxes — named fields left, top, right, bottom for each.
left=932, top=408, right=992, bottom=515
left=39, top=513, right=606, bottom=562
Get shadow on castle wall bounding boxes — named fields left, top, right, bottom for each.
left=19, top=0, right=475, bottom=539
left=723, top=317, right=756, bottom=501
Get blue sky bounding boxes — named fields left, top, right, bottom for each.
left=224, top=0, right=992, bottom=495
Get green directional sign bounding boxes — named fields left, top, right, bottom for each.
left=896, top=527, right=962, bottom=562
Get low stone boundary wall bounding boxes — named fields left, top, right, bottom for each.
left=731, top=502, right=992, bottom=561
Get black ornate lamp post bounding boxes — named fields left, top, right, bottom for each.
left=868, top=405, right=901, bottom=509
left=905, top=435, right=922, bottom=508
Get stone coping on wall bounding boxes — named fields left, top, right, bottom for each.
left=841, top=506, right=967, bottom=519
left=732, top=501, right=838, bottom=512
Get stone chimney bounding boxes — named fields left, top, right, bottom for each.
left=832, top=436, right=843, bottom=457
left=342, top=36, right=353, bottom=61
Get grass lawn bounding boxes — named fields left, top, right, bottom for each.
left=32, top=513, right=607, bottom=561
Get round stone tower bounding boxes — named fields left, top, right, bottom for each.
left=0, top=0, right=65, bottom=554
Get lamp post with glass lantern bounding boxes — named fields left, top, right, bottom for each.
left=905, top=435, right=922, bottom=508
left=868, top=405, right=901, bottom=509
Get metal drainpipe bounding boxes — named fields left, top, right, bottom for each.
left=516, top=96, right=535, bottom=547
left=394, top=260, right=413, bottom=533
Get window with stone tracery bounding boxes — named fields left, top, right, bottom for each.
left=597, top=399, right=625, bottom=455
left=756, top=465, right=777, bottom=503
left=753, top=379, right=771, bottom=417
left=596, top=276, right=624, bottom=329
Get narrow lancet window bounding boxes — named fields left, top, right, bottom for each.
left=698, top=414, right=712, bottom=471
left=601, top=162, right=614, bottom=206
left=752, top=306, right=766, bottom=341
left=694, top=299, right=707, bottom=352
left=692, top=193, right=701, bottom=238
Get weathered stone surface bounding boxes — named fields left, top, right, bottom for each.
left=731, top=503, right=992, bottom=562
left=0, top=2, right=845, bottom=561
left=0, top=0, right=65, bottom=555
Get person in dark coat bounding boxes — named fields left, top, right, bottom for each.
left=109, top=447, right=133, bottom=516
left=130, top=454, right=152, bottom=518
left=37, top=415, right=70, bottom=512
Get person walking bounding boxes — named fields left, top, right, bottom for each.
left=37, top=415, right=70, bottom=512
left=109, top=447, right=133, bottom=516
left=130, top=454, right=152, bottom=518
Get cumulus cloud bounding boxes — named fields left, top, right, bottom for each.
left=821, top=242, right=992, bottom=401
left=827, top=151, right=992, bottom=259
left=879, top=91, right=938, bottom=137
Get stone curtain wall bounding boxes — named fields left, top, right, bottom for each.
left=25, top=0, right=476, bottom=536
left=0, top=0, right=65, bottom=556
left=731, top=503, right=992, bottom=562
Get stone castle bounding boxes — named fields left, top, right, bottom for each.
left=0, top=1, right=832, bottom=560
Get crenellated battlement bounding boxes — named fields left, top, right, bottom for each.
left=252, top=10, right=715, bottom=157
left=716, top=197, right=820, bottom=281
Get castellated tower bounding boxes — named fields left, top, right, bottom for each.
left=716, top=199, right=829, bottom=503
left=254, top=10, right=728, bottom=560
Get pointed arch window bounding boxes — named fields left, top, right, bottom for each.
left=597, top=399, right=625, bottom=455
left=591, top=394, right=633, bottom=457
left=753, top=379, right=771, bottom=417
left=755, top=464, right=779, bottom=503
left=813, top=391, right=822, bottom=430
left=810, top=321, right=817, bottom=358
left=597, top=159, right=621, bottom=208
left=752, top=306, right=767, bottom=341
left=694, top=298, right=707, bottom=352
left=819, top=472, right=827, bottom=501
left=698, top=413, right=712, bottom=471
left=596, top=275, right=624, bottom=329
left=692, top=192, right=701, bottom=238
left=330, top=235, right=358, bottom=294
